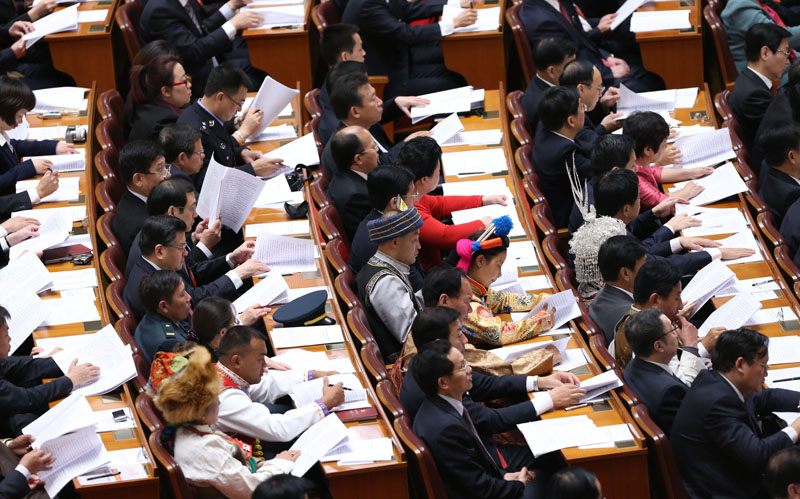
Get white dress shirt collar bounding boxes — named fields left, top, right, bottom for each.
left=719, top=372, right=745, bottom=402
left=747, top=66, right=773, bottom=90
left=127, top=188, right=148, bottom=204
left=439, top=394, right=464, bottom=415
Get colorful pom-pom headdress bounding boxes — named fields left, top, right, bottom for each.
left=456, top=215, right=513, bottom=272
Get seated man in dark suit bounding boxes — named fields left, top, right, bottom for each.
left=177, top=64, right=283, bottom=189
left=531, top=86, right=590, bottom=228
left=400, top=306, right=584, bottom=420
left=558, top=58, right=622, bottom=148
left=518, top=0, right=664, bottom=92
left=766, top=447, right=800, bottom=499
left=588, top=235, right=646, bottom=346
left=124, top=215, right=268, bottom=320
left=347, top=164, right=425, bottom=290
left=759, top=122, right=800, bottom=225
left=730, top=22, right=791, bottom=167
left=0, top=305, right=99, bottom=435
left=623, top=308, right=693, bottom=435
left=412, top=341, right=555, bottom=498
left=139, top=0, right=264, bottom=99
left=327, top=126, right=378, bottom=239
left=780, top=197, right=800, bottom=266
left=753, top=60, right=800, bottom=173
left=111, top=140, right=170, bottom=255
left=672, top=328, right=800, bottom=498
left=134, top=270, right=192, bottom=363
left=521, top=37, right=576, bottom=135
left=341, top=0, right=475, bottom=99
left=318, top=26, right=367, bottom=144
left=160, top=123, right=205, bottom=185
left=320, top=72, right=430, bottom=178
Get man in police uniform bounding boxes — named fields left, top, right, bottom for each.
left=134, top=270, right=193, bottom=363
left=177, top=64, right=284, bottom=190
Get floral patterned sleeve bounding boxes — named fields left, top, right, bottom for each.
left=463, top=300, right=554, bottom=347
left=485, top=289, right=549, bottom=313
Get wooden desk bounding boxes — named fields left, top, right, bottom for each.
left=44, top=0, right=119, bottom=92
left=634, top=0, right=703, bottom=89
left=21, top=86, right=159, bottom=497
left=440, top=1, right=508, bottom=90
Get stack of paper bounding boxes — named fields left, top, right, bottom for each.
left=285, top=285, right=331, bottom=302
left=519, top=275, right=551, bottom=291
left=290, top=373, right=370, bottom=411
left=556, top=348, right=591, bottom=372
left=273, top=349, right=355, bottom=374
left=243, top=77, right=299, bottom=138
left=522, top=290, right=582, bottom=329
left=441, top=147, right=508, bottom=177
left=271, top=325, right=345, bottom=348
left=610, top=0, right=648, bottom=29
left=23, top=4, right=79, bottom=48
left=629, top=9, right=691, bottom=33
left=17, top=175, right=81, bottom=203
left=410, top=86, right=475, bottom=123
left=8, top=209, right=72, bottom=260
left=767, top=366, right=800, bottom=390
left=246, top=123, right=297, bottom=143
left=505, top=241, right=540, bottom=270
left=579, top=370, right=623, bottom=402
left=717, top=277, right=780, bottom=301
left=697, top=293, right=762, bottom=337
left=197, top=154, right=265, bottom=232
left=672, top=128, right=736, bottom=169
left=232, top=272, right=290, bottom=312
left=250, top=0, right=303, bottom=5
left=289, top=414, right=348, bottom=476
left=681, top=208, right=749, bottom=237
left=716, top=230, right=764, bottom=264
left=441, top=5, right=501, bottom=33
left=617, top=83, right=675, bottom=115
left=42, top=296, right=101, bottom=326
left=518, top=415, right=612, bottom=457
left=669, top=125, right=715, bottom=142
left=77, top=9, right=108, bottom=23
left=12, top=205, right=86, bottom=224
left=31, top=86, right=88, bottom=113
left=744, top=307, right=798, bottom=327
left=321, top=435, right=393, bottom=465
left=669, top=163, right=747, bottom=206
left=0, top=251, right=52, bottom=294
left=766, top=335, right=800, bottom=366
left=450, top=203, right=525, bottom=237
left=254, top=232, right=316, bottom=274
left=254, top=174, right=297, bottom=208
left=251, top=5, right=305, bottom=29
left=245, top=220, right=310, bottom=238
left=265, top=133, right=320, bottom=168
left=3, top=291, right=46, bottom=353
left=23, top=153, right=85, bottom=172
left=430, top=113, right=464, bottom=145
left=441, top=129, right=503, bottom=147
left=680, top=260, right=736, bottom=315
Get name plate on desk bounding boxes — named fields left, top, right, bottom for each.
left=87, top=24, right=106, bottom=32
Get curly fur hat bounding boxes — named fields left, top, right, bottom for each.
left=151, top=347, right=224, bottom=425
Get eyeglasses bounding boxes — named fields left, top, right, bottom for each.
left=224, top=93, right=246, bottom=109
left=143, top=167, right=169, bottom=178
left=660, top=323, right=680, bottom=339
left=171, top=74, right=192, bottom=87
left=450, top=361, right=469, bottom=375
left=164, top=242, right=188, bottom=251
left=192, top=148, right=205, bottom=157
left=403, top=191, right=419, bottom=200
left=777, top=48, right=792, bottom=58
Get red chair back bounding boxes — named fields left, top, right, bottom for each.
left=375, top=379, right=404, bottom=421
left=714, top=89, right=733, bottom=123
left=506, top=89, right=525, bottom=120
left=334, top=269, right=360, bottom=311
left=304, top=117, right=324, bottom=157
left=360, top=341, right=388, bottom=384
left=346, top=305, right=375, bottom=348
left=98, top=89, right=124, bottom=121
left=116, top=316, right=149, bottom=392
left=135, top=392, right=165, bottom=434
left=317, top=204, right=349, bottom=244
left=149, top=430, right=195, bottom=499
left=313, top=0, right=340, bottom=30
left=304, top=88, right=322, bottom=119
left=97, top=211, right=121, bottom=250
left=106, top=279, right=132, bottom=319
left=704, top=0, right=739, bottom=90
left=393, top=416, right=448, bottom=499
left=323, top=236, right=350, bottom=275
left=101, top=245, right=127, bottom=281
left=510, top=118, right=532, bottom=147
left=630, top=403, right=689, bottom=499
left=310, top=173, right=331, bottom=209
left=94, top=146, right=119, bottom=179
left=116, top=0, right=143, bottom=62
left=96, top=176, right=124, bottom=213
left=96, top=116, right=126, bottom=151
left=514, top=144, right=536, bottom=178
left=506, top=2, right=536, bottom=83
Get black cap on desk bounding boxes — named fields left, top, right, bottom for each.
left=273, top=290, right=335, bottom=327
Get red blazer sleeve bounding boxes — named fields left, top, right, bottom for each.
left=416, top=195, right=486, bottom=249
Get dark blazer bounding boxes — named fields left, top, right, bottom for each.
left=134, top=310, right=191, bottom=363
left=400, top=356, right=531, bottom=420
left=177, top=101, right=255, bottom=190
left=124, top=256, right=239, bottom=320
left=0, top=139, right=57, bottom=196
left=112, top=191, right=148, bottom=255
left=140, top=0, right=232, bottom=99
left=530, top=127, right=592, bottom=228
left=128, top=102, right=180, bottom=142
left=623, top=356, right=687, bottom=435
left=759, top=167, right=800, bottom=226
left=125, top=230, right=231, bottom=284
left=413, top=395, right=527, bottom=499
left=0, top=191, right=31, bottom=219
left=0, top=356, right=72, bottom=435
left=321, top=120, right=403, bottom=180
left=671, top=369, right=800, bottom=498
left=780, top=198, right=800, bottom=267
left=588, top=285, right=633, bottom=346
left=729, top=67, right=774, bottom=156
left=341, top=0, right=447, bottom=98
left=317, top=84, right=338, bottom=146
left=753, top=89, right=794, bottom=177
left=327, top=169, right=371, bottom=240
left=520, top=76, right=550, bottom=135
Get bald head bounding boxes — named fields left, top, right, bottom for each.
left=331, top=125, right=379, bottom=174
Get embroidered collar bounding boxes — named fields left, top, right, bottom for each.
left=467, top=275, right=487, bottom=297
left=215, top=362, right=249, bottom=394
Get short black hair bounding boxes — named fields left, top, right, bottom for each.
left=138, top=215, right=186, bottom=256
left=633, top=259, right=682, bottom=305
left=396, top=136, right=442, bottom=180
left=119, top=140, right=165, bottom=187
left=411, top=340, right=454, bottom=396
left=759, top=122, right=800, bottom=168
left=711, top=328, right=769, bottom=373
left=132, top=39, right=180, bottom=67
left=0, top=305, right=9, bottom=327
left=139, top=270, right=183, bottom=313
left=745, top=22, right=791, bottom=63
left=594, top=169, right=639, bottom=217
left=411, top=306, right=461, bottom=349
left=623, top=111, right=670, bottom=158
left=625, top=308, right=666, bottom=357
left=324, top=60, right=367, bottom=95
left=330, top=72, right=370, bottom=120
left=203, top=63, right=251, bottom=97
left=598, top=235, right=646, bottom=282
left=367, top=165, right=414, bottom=210
left=548, top=467, right=600, bottom=499
left=330, top=128, right=363, bottom=171
left=0, top=76, right=35, bottom=126
left=159, top=123, right=201, bottom=163
left=422, top=266, right=467, bottom=307
left=252, top=474, right=314, bottom=499
left=591, top=134, right=636, bottom=178
left=533, top=37, right=577, bottom=69
left=558, top=59, right=595, bottom=88
left=147, top=177, right=195, bottom=216
left=191, top=296, right=235, bottom=347
left=320, top=23, right=359, bottom=67
left=538, top=86, right=581, bottom=131
left=766, top=447, right=800, bottom=499
left=216, top=325, right=264, bottom=360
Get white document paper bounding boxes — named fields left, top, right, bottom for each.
left=290, top=373, right=370, bottom=411
left=251, top=4, right=305, bottom=29
left=617, top=83, right=674, bottom=114
left=26, top=124, right=88, bottom=141
left=518, top=415, right=609, bottom=457
left=22, top=153, right=85, bottom=172
left=669, top=163, right=747, bottom=206
left=450, top=203, right=525, bottom=238
left=244, top=77, right=300, bottom=138
left=8, top=209, right=72, bottom=260
left=93, top=407, right=135, bottom=432
left=441, top=129, right=503, bottom=147
left=271, top=325, right=345, bottom=348
left=196, top=154, right=265, bottom=232
left=442, top=5, right=500, bottom=33
left=556, top=348, right=590, bottom=372
left=23, top=4, right=78, bottom=47
left=441, top=147, right=508, bottom=177
left=611, top=0, right=648, bottom=29
left=717, top=277, right=780, bottom=297
left=523, top=290, right=581, bottom=329
left=680, top=260, right=735, bottom=316
left=12, top=205, right=86, bottom=223
left=50, top=268, right=98, bottom=291
left=744, top=307, right=798, bottom=327
left=254, top=232, right=316, bottom=274
left=264, top=132, right=320, bottom=168
left=0, top=250, right=51, bottom=294
left=767, top=367, right=800, bottom=387
left=441, top=178, right=513, bottom=198
left=255, top=173, right=295, bottom=209
left=232, top=273, right=290, bottom=313
left=23, top=393, right=96, bottom=446
left=289, top=414, right=348, bottom=476
left=767, top=336, right=800, bottom=366
left=245, top=220, right=310, bottom=238
left=519, top=275, right=552, bottom=291
left=322, top=437, right=394, bottom=464
left=77, top=9, right=108, bottom=22
left=17, top=175, right=80, bottom=203
left=42, top=296, right=100, bottom=326
left=672, top=128, right=736, bottom=169
left=3, top=291, right=45, bottom=353
left=681, top=210, right=749, bottom=237
left=698, top=293, right=762, bottom=337
left=430, top=113, right=464, bottom=145
left=579, top=370, right=623, bottom=402
left=629, top=9, right=691, bottom=32
left=246, top=123, right=297, bottom=144
left=506, top=241, right=539, bottom=268
left=489, top=337, right=569, bottom=363
left=410, top=86, right=473, bottom=121
left=38, top=427, right=109, bottom=498
left=31, top=86, right=87, bottom=113
left=715, top=231, right=764, bottom=265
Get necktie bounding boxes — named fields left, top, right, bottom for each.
left=461, top=408, right=502, bottom=473
left=184, top=261, right=198, bottom=288
left=183, top=1, right=203, bottom=33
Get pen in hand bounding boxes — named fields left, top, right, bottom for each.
left=329, top=384, right=353, bottom=391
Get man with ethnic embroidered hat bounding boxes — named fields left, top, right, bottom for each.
left=356, top=205, right=424, bottom=363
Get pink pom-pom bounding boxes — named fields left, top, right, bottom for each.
left=456, top=239, right=474, bottom=273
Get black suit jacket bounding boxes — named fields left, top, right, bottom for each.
left=327, top=169, right=371, bottom=240
left=0, top=356, right=72, bottom=433
left=177, top=101, right=255, bottom=190
left=588, top=285, right=633, bottom=346
left=125, top=230, right=231, bottom=284
left=729, top=68, right=774, bottom=156
left=140, top=0, right=232, bottom=99
left=412, top=395, right=527, bottom=499
left=321, top=120, right=403, bottom=179
left=0, top=191, right=31, bottom=220
left=754, top=89, right=794, bottom=177
left=112, top=191, right=148, bottom=255
left=128, top=102, right=181, bottom=142
left=781, top=198, right=800, bottom=267
left=400, top=356, right=530, bottom=421
left=341, top=0, right=447, bottom=98
left=0, top=139, right=56, bottom=196
left=671, top=369, right=800, bottom=498
left=520, top=75, right=550, bottom=135
left=759, top=167, right=800, bottom=226
left=530, top=127, right=592, bottom=228
left=623, top=356, right=687, bottom=435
